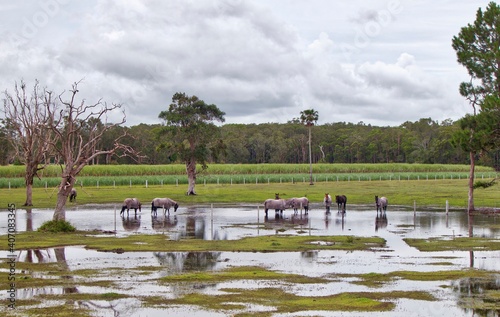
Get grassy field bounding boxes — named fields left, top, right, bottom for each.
left=0, top=178, right=498, bottom=210
left=0, top=163, right=498, bottom=210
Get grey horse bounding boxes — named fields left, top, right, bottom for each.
left=121, top=198, right=142, bottom=216
left=151, top=197, right=179, bottom=216
left=69, top=188, right=77, bottom=202
left=289, top=197, right=309, bottom=214
left=263, top=198, right=293, bottom=217
left=375, top=195, right=388, bottom=214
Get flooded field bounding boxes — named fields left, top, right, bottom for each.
left=1, top=204, right=499, bottom=316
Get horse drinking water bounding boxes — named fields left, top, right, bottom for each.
left=151, top=197, right=179, bottom=216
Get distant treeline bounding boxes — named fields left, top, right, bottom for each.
left=2, top=117, right=500, bottom=168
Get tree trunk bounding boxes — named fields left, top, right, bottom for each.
left=53, top=175, right=75, bottom=221
left=186, top=158, right=197, bottom=195
left=24, top=182, right=33, bottom=206
left=308, top=127, right=313, bottom=185
left=467, top=151, right=475, bottom=215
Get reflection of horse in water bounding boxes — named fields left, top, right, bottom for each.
left=375, top=213, right=388, bottom=232
left=152, top=215, right=178, bottom=231
left=263, top=213, right=308, bottom=233
left=335, top=195, right=347, bottom=214
left=122, top=215, right=141, bottom=232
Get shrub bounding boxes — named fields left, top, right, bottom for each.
left=38, top=220, right=76, bottom=233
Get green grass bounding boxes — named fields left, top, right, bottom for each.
left=1, top=177, right=499, bottom=210
left=0, top=231, right=386, bottom=252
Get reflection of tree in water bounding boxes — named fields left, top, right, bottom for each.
left=17, top=247, right=78, bottom=299
left=154, top=251, right=222, bottom=274
left=453, top=276, right=500, bottom=316
left=121, top=215, right=141, bottom=232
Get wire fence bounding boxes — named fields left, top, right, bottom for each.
left=1, top=172, right=498, bottom=189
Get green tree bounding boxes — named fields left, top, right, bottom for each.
left=452, top=1, right=500, bottom=213
left=299, top=109, right=319, bottom=185
left=158, top=92, right=225, bottom=195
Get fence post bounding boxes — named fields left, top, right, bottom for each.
left=145, top=180, right=148, bottom=188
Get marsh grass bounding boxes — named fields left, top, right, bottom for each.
left=0, top=232, right=386, bottom=252
left=404, top=237, right=500, bottom=251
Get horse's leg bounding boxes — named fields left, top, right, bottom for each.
left=265, top=208, right=269, bottom=217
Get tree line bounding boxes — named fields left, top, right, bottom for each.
left=3, top=115, right=498, bottom=168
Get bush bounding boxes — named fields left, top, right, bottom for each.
left=38, top=220, right=76, bottom=233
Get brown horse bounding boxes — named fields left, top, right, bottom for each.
left=335, top=195, right=347, bottom=214
left=324, top=193, right=332, bottom=213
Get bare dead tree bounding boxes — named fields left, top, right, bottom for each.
left=2, top=80, right=56, bottom=206
left=48, top=81, right=136, bottom=221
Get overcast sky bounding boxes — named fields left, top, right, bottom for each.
left=0, top=0, right=493, bottom=127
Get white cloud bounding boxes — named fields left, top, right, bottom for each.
left=0, top=0, right=492, bottom=127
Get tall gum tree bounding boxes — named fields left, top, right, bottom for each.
left=452, top=1, right=500, bottom=213
left=299, top=109, right=319, bottom=185
left=2, top=80, right=56, bottom=206
left=158, top=92, right=225, bottom=195
left=48, top=82, right=135, bottom=221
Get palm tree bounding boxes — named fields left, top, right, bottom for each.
left=300, top=109, right=319, bottom=185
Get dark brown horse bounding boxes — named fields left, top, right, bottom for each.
left=335, top=195, right=347, bottom=214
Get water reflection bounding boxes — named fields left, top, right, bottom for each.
left=154, top=251, right=222, bottom=274
left=17, top=247, right=78, bottom=299
left=122, top=215, right=141, bottom=232
left=151, top=215, right=178, bottom=231
left=375, top=213, right=388, bottom=232
left=453, top=276, right=500, bottom=316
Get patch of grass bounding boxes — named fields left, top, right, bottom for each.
left=393, top=269, right=492, bottom=281
left=24, top=304, right=93, bottom=317
left=146, top=287, right=437, bottom=314
left=404, top=237, right=500, bottom=251
left=38, top=220, right=76, bottom=233
left=0, top=231, right=386, bottom=252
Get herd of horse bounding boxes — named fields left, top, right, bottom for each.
left=264, top=193, right=389, bottom=218
left=68, top=188, right=388, bottom=219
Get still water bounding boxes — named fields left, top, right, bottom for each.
left=1, top=204, right=499, bottom=317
